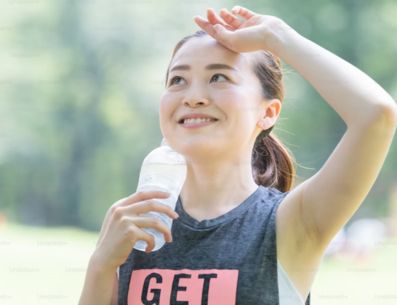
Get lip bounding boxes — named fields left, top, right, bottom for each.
left=180, top=119, right=218, bottom=129
left=178, top=113, right=218, bottom=124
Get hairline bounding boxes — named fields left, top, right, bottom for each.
left=165, top=34, right=259, bottom=86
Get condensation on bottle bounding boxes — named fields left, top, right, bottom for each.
left=134, top=138, right=187, bottom=252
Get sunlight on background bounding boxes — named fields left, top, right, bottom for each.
left=1, top=1, right=397, bottom=304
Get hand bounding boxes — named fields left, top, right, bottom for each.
left=94, top=190, right=179, bottom=271
left=194, top=6, right=289, bottom=54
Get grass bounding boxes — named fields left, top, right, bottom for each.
left=0, top=222, right=396, bottom=305
left=0, top=222, right=97, bottom=305
left=312, top=238, right=397, bottom=305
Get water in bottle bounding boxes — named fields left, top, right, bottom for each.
left=134, top=139, right=186, bottom=252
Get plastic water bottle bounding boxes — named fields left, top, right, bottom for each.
left=134, top=138, right=187, bottom=252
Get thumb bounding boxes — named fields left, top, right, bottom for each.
left=213, top=24, right=235, bottom=51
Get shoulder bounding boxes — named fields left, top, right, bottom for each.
left=249, top=186, right=291, bottom=224
left=258, top=185, right=290, bottom=207
left=267, top=186, right=290, bottom=199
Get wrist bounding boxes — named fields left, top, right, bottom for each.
left=261, top=18, right=298, bottom=56
left=89, top=251, right=117, bottom=276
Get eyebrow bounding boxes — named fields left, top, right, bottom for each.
left=169, top=63, right=238, bottom=72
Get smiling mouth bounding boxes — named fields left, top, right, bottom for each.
left=179, top=117, right=218, bottom=124
left=179, top=118, right=219, bottom=128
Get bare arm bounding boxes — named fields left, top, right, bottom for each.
left=275, top=25, right=397, bottom=125
left=78, top=254, right=118, bottom=305
left=274, top=22, right=397, bottom=249
left=265, top=16, right=397, bottom=300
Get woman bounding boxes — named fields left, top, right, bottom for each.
left=79, top=6, right=397, bottom=305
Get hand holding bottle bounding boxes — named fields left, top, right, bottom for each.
left=93, top=190, right=179, bottom=272
left=133, top=139, right=187, bottom=252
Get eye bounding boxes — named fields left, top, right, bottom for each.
left=169, top=76, right=185, bottom=86
left=210, top=73, right=229, bottom=82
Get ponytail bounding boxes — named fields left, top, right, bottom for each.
left=252, top=128, right=296, bottom=193
left=250, top=50, right=296, bottom=192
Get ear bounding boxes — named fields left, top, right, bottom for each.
left=257, top=98, right=282, bottom=130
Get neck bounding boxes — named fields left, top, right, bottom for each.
left=179, top=155, right=259, bottom=220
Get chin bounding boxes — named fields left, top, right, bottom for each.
left=174, top=139, right=226, bottom=159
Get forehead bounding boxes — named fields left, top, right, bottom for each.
left=170, top=35, right=252, bottom=73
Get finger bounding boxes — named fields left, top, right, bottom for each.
left=211, top=24, right=237, bottom=52
left=194, top=15, right=235, bottom=43
left=132, top=216, right=173, bottom=243
left=135, top=229, right=156, bottom=253
left=207, top=8, right=235, bottom=31
left=118, top=190, right=172, bottom=207
left=194, top=15, right=218, bottom=38
left=207, top=7, right=228, bottom=26
left=101, top=190, right=171, bottom=245
left=220, top=8, right=242, bottom=29
left=221, top=25, right=267, bottom=53
left=123, top=199, right=180, bottom=220
left=231, top=5, right=256, bottom=20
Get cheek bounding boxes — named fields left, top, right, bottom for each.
left=215, top=89, right=241, bottom=108
left=223, top=94, right=262, bottom=134
left=159, top=94, right=176, bottom=134
left=159, top=91, right=176, bottom=111
left=218, top=90, right=259, bottom=117
left=159, top=106, right=168, bottom=137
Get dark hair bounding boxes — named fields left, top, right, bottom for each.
left=165, top=30, right=296, bottom=192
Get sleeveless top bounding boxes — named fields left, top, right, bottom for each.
left=118, top=185, right=311, bottom=305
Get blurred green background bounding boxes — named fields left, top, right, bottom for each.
left=0, top=0, right=396, bottom=304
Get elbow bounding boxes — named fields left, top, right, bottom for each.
left=387, top=101, right=397, bottom=125
left=352, top=101, right=397, bottom=132
left=367, top=99, right=397, bottom=129
left=378, top=101, right=397, bottom=127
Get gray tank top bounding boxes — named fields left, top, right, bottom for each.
left=118, top=185, right=311, bottom=305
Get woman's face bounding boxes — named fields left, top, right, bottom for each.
left=159, top=35, right=272, bottom=161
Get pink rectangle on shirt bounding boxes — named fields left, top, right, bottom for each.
left=128, top=268, right=239, bottom=305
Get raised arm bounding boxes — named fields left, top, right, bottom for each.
left=272, top=20, right=397, bottom=249
left=194, top=4, right=397, bottom=259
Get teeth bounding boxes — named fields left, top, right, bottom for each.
left=182, top=118, right=215, bottom=124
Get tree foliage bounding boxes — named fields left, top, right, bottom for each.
left=0, top=0, right=396, bottom=229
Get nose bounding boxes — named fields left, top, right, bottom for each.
left=183, top=97, right=210, bottom=107
left=182, top=85, right=210, bottom=107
